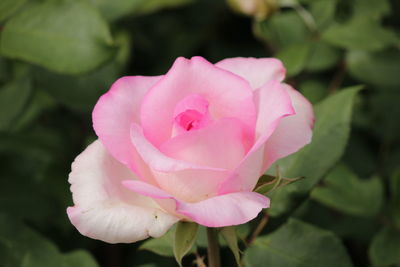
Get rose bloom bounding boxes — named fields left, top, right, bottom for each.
left=67, top=57, right=314, bottom=243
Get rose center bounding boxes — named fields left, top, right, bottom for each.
left=175, top=109, right=204, bottom=131
left=173, top=94, right=211, bottom=134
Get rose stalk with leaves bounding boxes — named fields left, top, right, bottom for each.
left=67, top=56, right=314, bottom=266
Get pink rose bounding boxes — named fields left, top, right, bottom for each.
left=67, top=57, right=314, bottom=243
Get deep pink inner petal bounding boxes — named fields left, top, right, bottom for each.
left=173, top=94, right=211, bottom=135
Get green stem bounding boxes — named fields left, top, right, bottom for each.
left=207, top=228, right=221, bottom=267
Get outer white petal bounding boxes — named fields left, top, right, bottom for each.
left=67, top=140, right=179, bottom=244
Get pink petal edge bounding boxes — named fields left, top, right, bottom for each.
left=216, top=57, right=286, bottom=89
left=218, top=80, right=295, bottom=194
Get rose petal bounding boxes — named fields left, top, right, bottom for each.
left=216, top=57, right=286, bottom=89
left=123, top=180, right=270, bottom=227
left=160, top=118, right=246, bottom=170
left=130, top=123, right=229, bottom=202
left=219, top=81, right=295, bottom=194
left=92, top=76, right=161, bottom=183
left=67, top=140, right=179, bottom=244
left=140, top=56, right=256, bottom=148
left=262, top=84, right=315, bottom=169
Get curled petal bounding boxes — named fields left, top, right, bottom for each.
left=67, top=140, right=178, bottom=243
left=216, top=57, right=286, bottom=89
left=262, top=84, right=315, bottom=169
left=219, top=81, right=295, bottom=194
left=123, top=180, right=269, bottom=227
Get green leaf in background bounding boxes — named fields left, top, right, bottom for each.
left=268, top=86, right=362, bottom=217
left=305, top=41, right=340, bottom=72
left=322, top=18, right=398, bottom=51
left=91, top=0, right=192, bottom=21
left=299, top=79, right=328, bottom=104
left=353, top=0, right=390, bottom=19
left=0, top=76, right=31, bottom=130
left=308, top=0, right=337, bottom=30
left=254, top=11, right=310, bottom=50
left=0, top=213, right=98, bottom=267
left=310, top=164, right=383, bottom=217
left=173, top=221, right=198, bottom=266
left=277, top=42, right=310, bottom=77
left=0, top=0, right=116, bottom=74
left=11, top=89, right=56, bottom=131
left=243, top=218, right=353, bottom=267
left=0, top=0, right=27, bottom=22
left=293, top=200, right=378, bottom=242
left=369, top=226, right=400, bottom=267
left=390, top=169, right=400, bottom=228
left=347, top=49, right=400, bottom=88
left=220, top=226, right=241, bottom=267
left=33, top=31, right=130, bottom=112
left=140, top=226, right=176, bottom=257
left=62, top=250, right=99, bottom=267
left=0, top=58, right=11, bottom=84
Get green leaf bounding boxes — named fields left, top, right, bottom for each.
left=277, top=42, right=311, bottom=76
left=353, top=0, right=390, bottom=19
left=0, top=76, right=31, bottom=131
left=33, top=30, right=130, bottom=112
left=255, top=168, right=304, bottom=195
left=0, top=0, right=27, bottom=21
left=310, top=164, right=383, bottom=217
left=91, top=0, right=192, bottom=21
left=220, top=226, right=242, bottom=267
left=255, top=175, right=279, bottom=195
left=243, top=218, right=353, bottom=267
left=369, top=226, right=400, bottom=266
left=0, top=0, right=116, bottom=74
left=390, top=169, right=400, bottom=228
left=322, top=18, right=398, bottom=51
left=347, top=49, right=400, bottom=88
left=254, top=11, right=310, bottom=49
left=133, top=0, right=192, bottom=14
left=140, top=227, right=175, bottom=257
left=173, top=222, right=198, bottom=266
left=309, top=0, right=337, bottom=30
left=11, top=89, right=56, bottom=131
left=305, top=41, right=340, bottom=72
left=63, top=250, right=99, bottom=267
left=293, top=200, right=377, bottom=242
left=299, top=79, right=328, bottom=104
left=268, top=86, right=362, bottom=217
left=0, top=213, right=99, bottom=267
left=33, top=60, right=117, bottom=112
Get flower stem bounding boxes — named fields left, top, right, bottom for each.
left=207, top=228, right=221, bottom=267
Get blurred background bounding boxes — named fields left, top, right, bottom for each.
left=0, top=0, right=399, bottom=266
